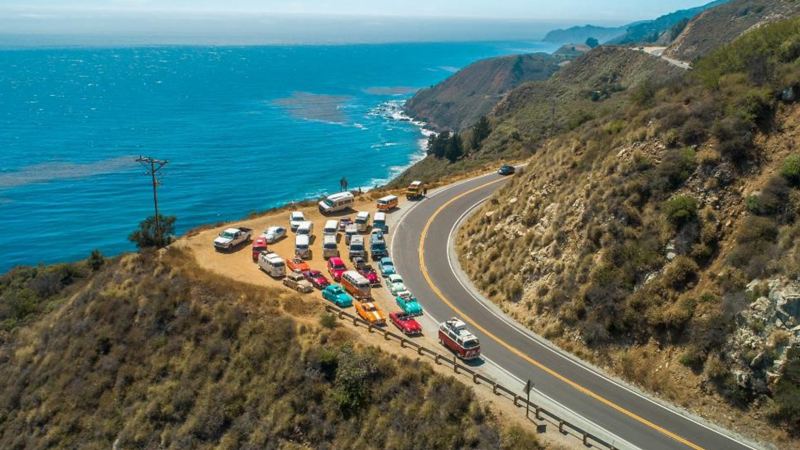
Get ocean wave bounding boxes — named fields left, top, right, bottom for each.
left=362, top=86, right=418, bottom=96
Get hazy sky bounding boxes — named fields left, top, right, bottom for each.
left=0, top=1, right=716, bottom=45
left=3, top=1, right=713, bottom=21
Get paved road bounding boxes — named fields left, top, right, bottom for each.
left=392, top=171, right=755, bottom=450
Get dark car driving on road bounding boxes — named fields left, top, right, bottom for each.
left=498, top=165, right=515, bottom=176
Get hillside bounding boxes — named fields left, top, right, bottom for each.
left=542, top=25, right=625, bottom=45
left=391, top=47, right=682, bottom=187
left=666, top=0, right=800, bottom=61
left=0, top=249, right=540, bottom=449
left=609, top=0, right=728, bottom=45
left=456, top=17, right=800, bottom=447
left=404, top=53, right=561, bottom=131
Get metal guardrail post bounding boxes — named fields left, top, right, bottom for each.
left=353, top=316, right=358, bottom=326
left=434, top=354, right=440, bottom=365
left=453, top=356, right=458, bottom=374
left=582, top=433, right=590, bottom=447
left=535, top=406, right=543, bottom=421
left=473, top=373, right=479, bottom=384
left=384, top=331, right=390, bottom=340
left=400, top=338, right=406, bottom=348
left=368, top=324, right=373, bottom=333
left=417, top=346, right=423, bottom=355
left=492, top=383, right=499, bottom=395
left=559, top=421, right=566, bottom=435
left=513, top=395, right=520, bottom=407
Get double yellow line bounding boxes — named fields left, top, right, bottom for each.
left=417, top=177, right=704, bottom=450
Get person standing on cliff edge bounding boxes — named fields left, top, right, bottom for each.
left=340, top=177, right=348, bottom=192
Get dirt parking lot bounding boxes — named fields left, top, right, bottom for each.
left=174, top=193, right=431, bottom=337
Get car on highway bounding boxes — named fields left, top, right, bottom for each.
left=405, top=180, right=425, bottom=200
left=396, top=294, right=423, bottom=316
left=214, top=227, right=252, bottom=251
left=353, top=257, right=380, bottom=286
left=251, top=236, right=268, bottom=262
left=283, top=272, right=314, bottom=293
left=286, top=257, right=310, bottom=273
left=289, top=211, right=306, bottom=232
left=389, top=312, right=422, bottom=336
left=262, top=226, right=286, bottom=244
left=439, top=318, right=481, bottom=360
left=327, top=256, right=347, bottom=281
left=355, top=301, right=386, bottom=326
left=387, top=274, right=409, bottom=296
left=322, top=284, right=353, bottom=308
left=379, top=257, right=396, bottom=277
left=302, top=270, right=330, bottom=290
left=498, top=165, right=516, bottom=176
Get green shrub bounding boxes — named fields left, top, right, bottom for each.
left=769, top=346, right=800, bottom=429
left=728, top=216, right=780, bottom=278
left=781, top=154, right=800, bottom=186
left=746, top=176, right=792, bottom=221
left=87, top=249, right=105, bottom=271
left=319, top=312, right=338, bottom=329
left=712, top=116, right=755, bottom=163
left=129, top=214, right=176, bottom=249
left=664, top=195, right=698, bottom=226
left=663, top=256, right=699, bottom=291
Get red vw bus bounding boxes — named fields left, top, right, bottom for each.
left=438, top=318, right=481, bottom=360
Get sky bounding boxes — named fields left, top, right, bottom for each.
left=0, top=0, right=716, bottom=45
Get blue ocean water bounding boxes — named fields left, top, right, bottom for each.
left=0, top=41, right=557, bottom=271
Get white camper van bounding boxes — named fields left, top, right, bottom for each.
left=323, top=220, right=339, bottom=237
left=355, top=211, right=370, bottom=233
left=258, top=252, right=286, bottom=278
left=318, top=192, right=355, bottom=214
left=322, top=234, right=339, bottom=259
left=295, top=234, right=311, bottom=259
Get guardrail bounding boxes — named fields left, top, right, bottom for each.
left=324, top=305, right=619, bottom=450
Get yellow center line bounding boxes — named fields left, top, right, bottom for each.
left=417, top=177, right=704, bottom=450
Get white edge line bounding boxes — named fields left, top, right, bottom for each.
left=445, top=189, right=762, bottom=450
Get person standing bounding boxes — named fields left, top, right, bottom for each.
left=340, top=177, right=348, bottom=192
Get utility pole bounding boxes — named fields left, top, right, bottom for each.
left=136, top=156, right=168, bottom=244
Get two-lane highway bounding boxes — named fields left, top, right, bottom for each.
left=392, top=171, right=755, bottom=450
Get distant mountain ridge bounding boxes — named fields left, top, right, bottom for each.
left=610, top=0, right=729, bottom=45
left=543, top=25, right=626, bottom=45
left=543, top=0, right=729, bottom=46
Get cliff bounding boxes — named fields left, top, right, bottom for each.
left=404, top=53, right=561, bottom=131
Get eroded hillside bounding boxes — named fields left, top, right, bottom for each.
left=666, top=0, right=800, bottom=61
left=405, top=53, right=561, bottom=131
left=458, top=18, right=800, bottom=447
left=0, top=249, right=539, bottom=449
left=393, top=47, right=681, bottom=187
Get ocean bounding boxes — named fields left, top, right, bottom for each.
left=0, top=41, right=557, bottom=271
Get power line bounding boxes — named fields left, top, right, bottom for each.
left=135, top=156, right=168, bottom=244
